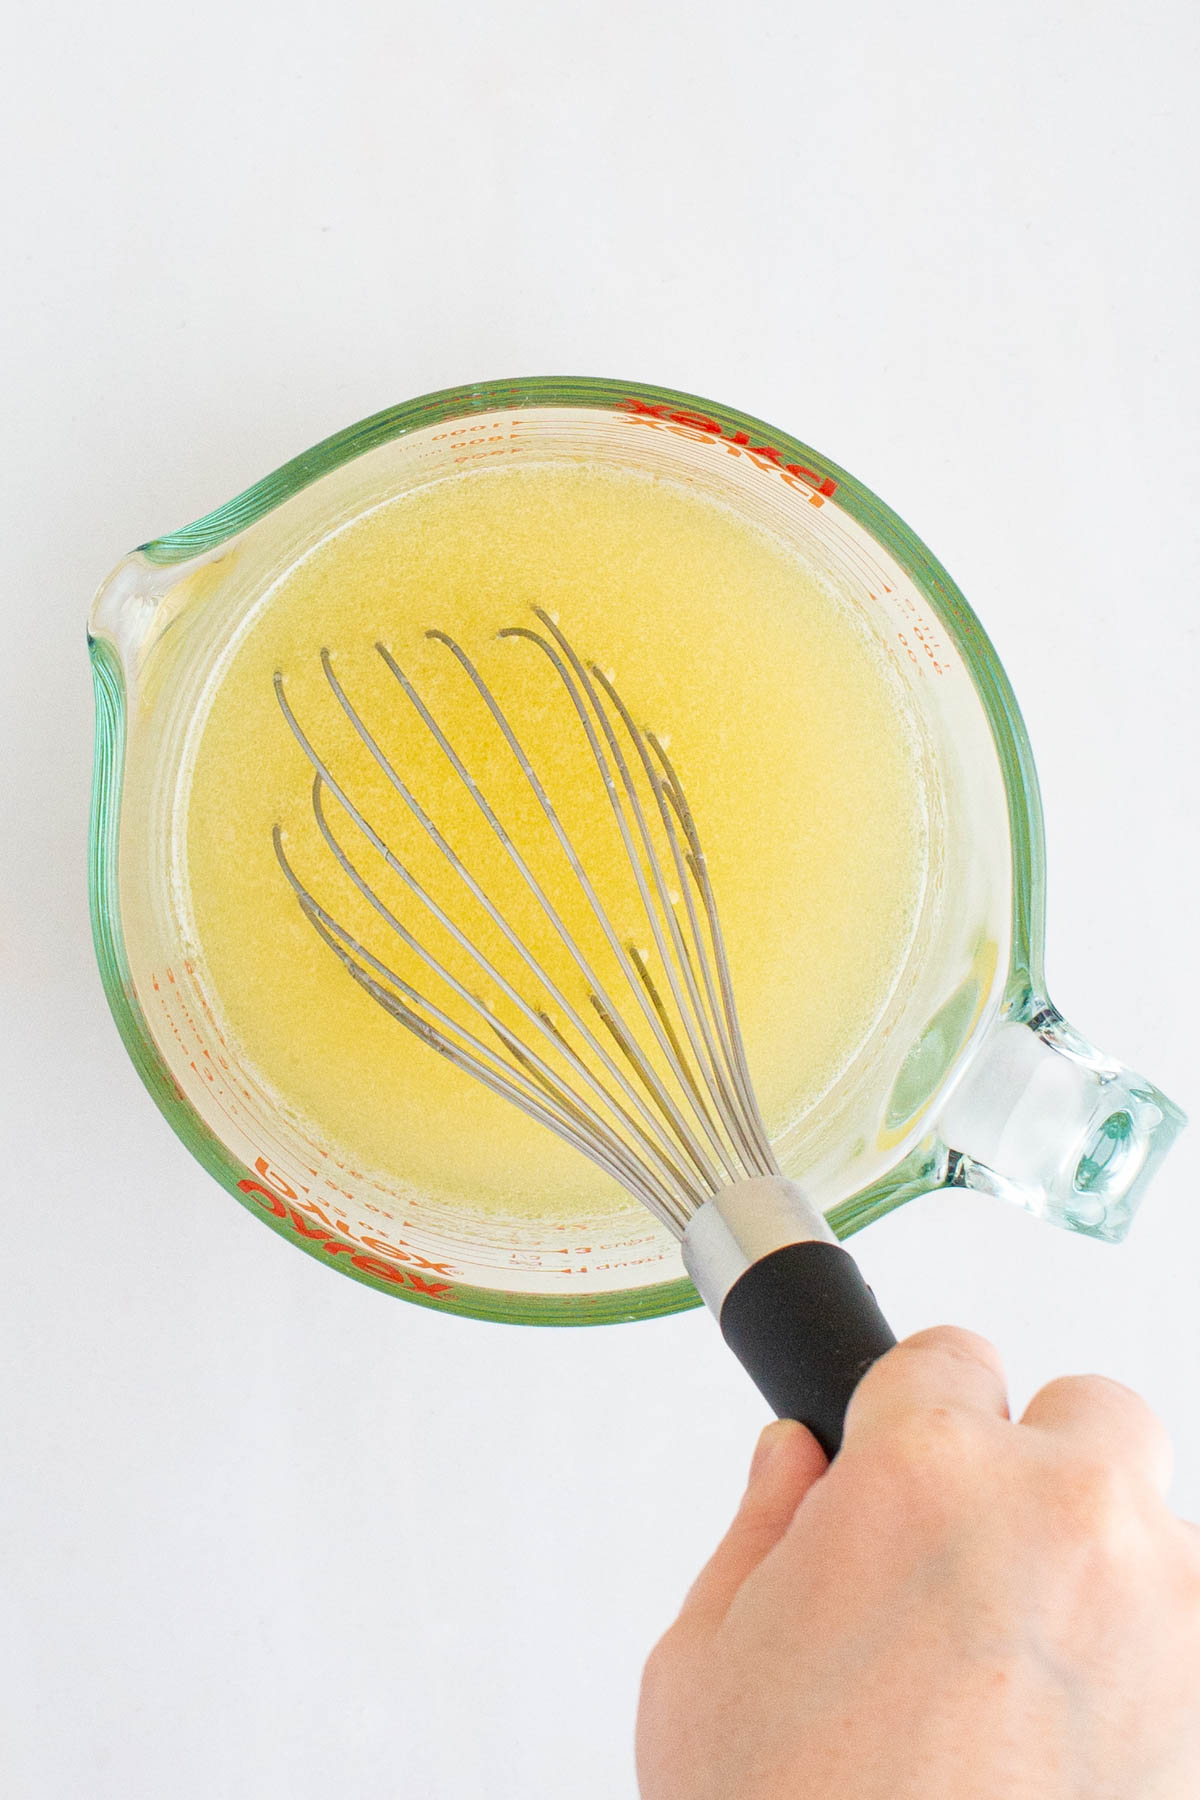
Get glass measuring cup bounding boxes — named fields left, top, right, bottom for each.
left=88, top=376, right=1185, bottom=1325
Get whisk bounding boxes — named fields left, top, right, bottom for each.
left=273, top=608, right=895, bottom=1455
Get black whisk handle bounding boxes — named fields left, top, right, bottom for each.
left=717, top=1240, right=897, bottom=1459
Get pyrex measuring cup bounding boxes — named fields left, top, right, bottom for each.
left=88, top=376, right=1185, bottom=1324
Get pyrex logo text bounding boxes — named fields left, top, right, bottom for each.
left=616, top=397, right=838, bottom=502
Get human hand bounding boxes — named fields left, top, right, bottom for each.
left=637, top=1327, right=1200, bottom=1799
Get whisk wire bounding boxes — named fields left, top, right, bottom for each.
left=407, top=628, right=740, bottom=1184
left=647, top=730, right=775, bottom=1168
left=274, top=816, right=696, bottom=1223
left=490, top=623, right=746, bottom=1189
left=272, top=613, right=780, bottom=1233
left=367, top=640, right=723, bottom=1188
left=274, top=678, right=716, bottom=1210
left=583, top=658, right=776, bottom=1177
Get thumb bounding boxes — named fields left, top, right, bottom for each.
left=676, top=1419, right=828, bottom=1635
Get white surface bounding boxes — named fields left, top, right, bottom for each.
left=2, top=3, right=1198, bottom=1796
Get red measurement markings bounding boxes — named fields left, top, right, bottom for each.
left=174, top=963, right=404, bottom=1207
left=181, top=962, right=328, bottom=1181
left=152, top=968, right=324, bottom=1204
left=148, top=972, right=460, bottom=1284
left=429, top=418, right=526, bottom=467
left=615, top=398, right=838, bottom=505
left=238, top=1156, right=460, bottom=1295
left=613, top=397, right=954, bottom=674
left=238, top=1170, right=456, bottom=1298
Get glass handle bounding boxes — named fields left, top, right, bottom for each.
left=935, top=1004, right=1186, bottom=1242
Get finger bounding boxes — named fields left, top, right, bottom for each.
left=1020, top=1374, right=1174, bottom=1495
left=841, top=1325, right=1010, bottom=1448
left=676, top=1420, right=827, bottom=1634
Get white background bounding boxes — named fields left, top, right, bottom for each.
left=2, top=3, right=1198, bottom=1796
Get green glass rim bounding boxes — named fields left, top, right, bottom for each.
left=89, top=374, right=1046, bottom=1327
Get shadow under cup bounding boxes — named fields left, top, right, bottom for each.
left=88, top=378, right=1184, bottom=1324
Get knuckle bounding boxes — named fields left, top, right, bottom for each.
left=871, top=1407, right=988, bottom=1505
left=902, top=1325, right=1003, bottom=1371
left=891, top=1404, right=986, bottom=1464
left=1040, top=1372, right=1139, bottom=1412
left=1079, top=1372, right=1150, bottom=1409
left=1049, top=1453, right=1136, bottom=1547
left=1037, top=1373, right=1166, bottom=1447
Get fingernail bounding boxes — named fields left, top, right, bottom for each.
left=748, top=1419, right=795, bottom=1484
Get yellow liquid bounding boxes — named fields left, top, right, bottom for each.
left=183, top=463, right=927, bottom=1222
